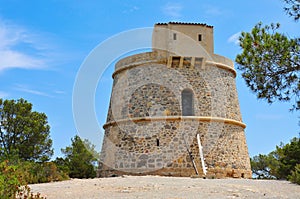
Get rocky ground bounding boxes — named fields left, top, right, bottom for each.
left=29, top=175, right=300, bottom=199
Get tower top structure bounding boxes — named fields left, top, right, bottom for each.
left=153, top=22, right=214, bottom=56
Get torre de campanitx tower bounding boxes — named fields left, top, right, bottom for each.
left=99, top=22, right=252, bottom=178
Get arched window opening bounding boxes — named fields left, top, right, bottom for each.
left=182, top=89, right=194, bottom=116
left=198, top=34, right=202, bottom=41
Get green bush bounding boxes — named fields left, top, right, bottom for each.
left=18, top=161, right=69, bottom=184
left=0, top=159, right=69, bottom=198
left=288, top=164, right=300, bottom=185
left=0, top=160, right=23, bottom=198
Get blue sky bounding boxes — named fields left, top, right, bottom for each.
left=0, top=0, right=298, bottom=158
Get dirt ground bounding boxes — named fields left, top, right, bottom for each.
left=29, top=175, right=300, bottom=199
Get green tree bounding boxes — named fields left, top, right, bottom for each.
left=251, top=137, right=300, bottom=184
left=283, top=0, right=300, bottom=21
left=250, top=154, right=278, bottom=179
left=289, top=163, right=300, bottom=184
left=235, top=0, right=300, bottom=112
left=0, top=98, right=53, bottom=162
left=236, top=23, right=300, bottom=111
left=60, top=135, right=98, bottom=178
left=276, top=137, right=300, bottom=179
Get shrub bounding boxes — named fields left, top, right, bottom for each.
left=15, top=185, right=46, bottom=199
left=0, top=160, right=23, bottom=198
left=0, top=159, right=69, bottom=198
left=288, top=164, right=300, bottom=185
left=19, top=161, right=69, bottom=184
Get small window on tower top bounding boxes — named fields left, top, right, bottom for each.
left=198, top=34, right=202, bottom=41
left=173, top=33, right=177, bottom=40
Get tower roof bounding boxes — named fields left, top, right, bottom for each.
left=155, top=22, right=213, bottom=28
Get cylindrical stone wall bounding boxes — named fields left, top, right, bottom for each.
left=99, top=52, right=252, bottom=178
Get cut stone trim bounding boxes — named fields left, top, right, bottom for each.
left=206, top=61, right=237, bottom=77
left=112, top=54, right=236, bottom=78
left=103, top=116, right=246, bottom=129
left=112, top=59, right=167, bottom=78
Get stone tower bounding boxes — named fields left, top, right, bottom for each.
left=99, top=22, right=252, bottom=178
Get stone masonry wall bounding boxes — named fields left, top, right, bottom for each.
left=107, top=52, right=242, bottom=122
left=100, top=119, right=251, bottom=178
left=99, top=52, right=251, bottom=178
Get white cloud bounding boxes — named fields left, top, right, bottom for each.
left=0, top=50, right=44, bottom=71
left=123, top=5, right=139, bottom=14
left=14, top=84, right=53, bottom=98
left=228, top=32, right=241, bottom=45
left=0, top=91, right=9, bottom=98
left=54, top=90, right=65, bottom=94
left=203, top=5, right=223, bottom=16
left=0, top=19, right=48, bottom=72
left=162, top=2, right=183, bottom=18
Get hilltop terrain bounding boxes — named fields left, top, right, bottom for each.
left=29, top=175, right=300, bottom=199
